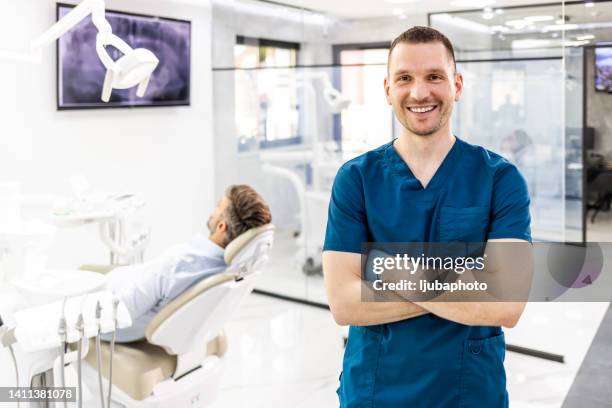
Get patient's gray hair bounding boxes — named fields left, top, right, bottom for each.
left=223, top=185, right=272, bottom=246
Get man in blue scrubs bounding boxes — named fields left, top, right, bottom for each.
left=323, top=26, right=532, bottom=407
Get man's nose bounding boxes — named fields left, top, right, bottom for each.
left=409, top=79, right=431, bottom=102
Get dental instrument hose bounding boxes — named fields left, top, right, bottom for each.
left=76, top=314, right=85, bottom=408
left=59, top=298, right=68, bottom=408
left=95, top=301, right=106, bottom=408
left=1, top=315, right=21, bottom=408
left=107, top=297, right=120, bottom=408
left=7, top=345, right=20, bottom=408
left=76, top=293, right=89, bottom=408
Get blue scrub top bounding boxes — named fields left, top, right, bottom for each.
left=323, top=137, right=531, bottom=408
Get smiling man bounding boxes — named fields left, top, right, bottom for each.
left=323, top=27, right=532, bottom=407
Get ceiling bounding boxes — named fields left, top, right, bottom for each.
left=268, top=0, right=568, bottom=20
left=433, top=1, right=612, bottom=49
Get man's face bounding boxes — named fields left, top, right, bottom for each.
left=384, top=41, right=463, bottom=137
left=207, top=195, right=231, bottom=234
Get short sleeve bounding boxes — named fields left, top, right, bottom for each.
left=487, top=164, right=532, bottom=242
left=323, top=164, right=368, bottom=253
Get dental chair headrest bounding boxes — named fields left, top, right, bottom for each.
left=224, top=224, right=275, bottom=266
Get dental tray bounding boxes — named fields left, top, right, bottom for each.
left=13, top=290, right=132, bottom=352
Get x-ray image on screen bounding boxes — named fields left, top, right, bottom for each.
left=57, top=4, right=191, bottom=109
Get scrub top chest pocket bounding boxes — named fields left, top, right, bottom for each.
left=439, top=206, right=490, bottom=242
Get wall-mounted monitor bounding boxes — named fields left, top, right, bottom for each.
left=57, top=3, right=191, bottom=109
left=595, top=47, right=612, bottom=93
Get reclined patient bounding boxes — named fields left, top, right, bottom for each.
left=104, top=184, right=272, bottom=342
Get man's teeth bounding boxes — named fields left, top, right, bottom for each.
left=409, top=106, right=435, bottom=113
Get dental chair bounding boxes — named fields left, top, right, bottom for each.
left=83, top=224, right=275, bottom=407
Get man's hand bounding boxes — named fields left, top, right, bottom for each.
left=410, top=239, right=533, bottom=328
left=323, top=251, right=428, bottom=326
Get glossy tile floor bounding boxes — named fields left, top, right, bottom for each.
left=209, top=294, right=343, bottom=408
left=210, top=294, right=610, bottom=408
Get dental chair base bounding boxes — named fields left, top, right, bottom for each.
left=82, top=352, right=224, bottom=407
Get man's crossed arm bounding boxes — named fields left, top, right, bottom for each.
left=322, top=239, right=533, bottom=328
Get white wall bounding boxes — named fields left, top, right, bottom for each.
left=0, top=0, right=215, bottom=267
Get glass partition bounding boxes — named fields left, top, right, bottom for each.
left=212, top=0, right=604, bottom=301
left=212, top=64, right=394, bottom=301
left=431, top=2, right=586, bottom=242
left=452, top=58, right=566, bottom=241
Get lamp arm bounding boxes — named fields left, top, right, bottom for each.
left=31, top=0, right=107, bottom=50
left=90, top=1, right=112, bottom=36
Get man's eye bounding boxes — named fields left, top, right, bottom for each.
left=430, top=75, right=442, bottom=80
left=398, top=75, right=410, bottom=81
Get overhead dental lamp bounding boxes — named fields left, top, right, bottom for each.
left=31, top=0, right=159, bottom=102
left=297, top=72, right=351, bottom=113
left=322, top=85, right=351, bottom=113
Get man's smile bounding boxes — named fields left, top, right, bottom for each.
left=407, top=105, right=437, bottom=115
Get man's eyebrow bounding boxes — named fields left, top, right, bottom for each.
left=427, top=69, right=448, bottom=75
left=392, top=68, right=448, bottom=76
left=393, top=70, right=411, bottom=76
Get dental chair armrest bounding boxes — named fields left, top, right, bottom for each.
left=206, top=330, right=227, bottom=358
left=79, top=264, right=123, bottom=275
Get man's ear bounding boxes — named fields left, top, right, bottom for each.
left=217, top=220, right=228, bottom=233
left=454, top=72, right=464, bottom=102
left=384, top=76, right=392, bottom=105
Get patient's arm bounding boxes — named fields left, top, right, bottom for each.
left=105, top=260, right=163, bottom=322
left=323, top=251, right=428, bottom=326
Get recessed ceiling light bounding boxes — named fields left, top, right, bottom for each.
left=506, top=19, right=530, bottom=29
left=585, top=2, right=595, bottom=7
left=495, top=8, right=504, bottom=15
left=490, top=25, right=509, bottom=32
left=524, top=15, right=554, bottom=22
left=576, top=34, right=595, bottom=40
left=543, top=23, right=579, bottom=32
left=511, top=39, right=551, bottom=49
left=433, top=13, right=491, bottom=33
left=563, top=39, right=589, bottom=47
left=450, top=0, right=495, bottom=8
left=482, top=12, right=494, bottom=20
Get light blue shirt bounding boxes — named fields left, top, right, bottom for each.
left=105, top=234, right=226, bottom=342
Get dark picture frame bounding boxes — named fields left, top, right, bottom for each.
left=57, top=3, right=191, bottom=109
left=594, top=45, right=612, bottom=93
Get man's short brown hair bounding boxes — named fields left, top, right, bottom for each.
left=223, top=184, right=272, bottom=246
left=388, top=26, right=457, bottom=72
